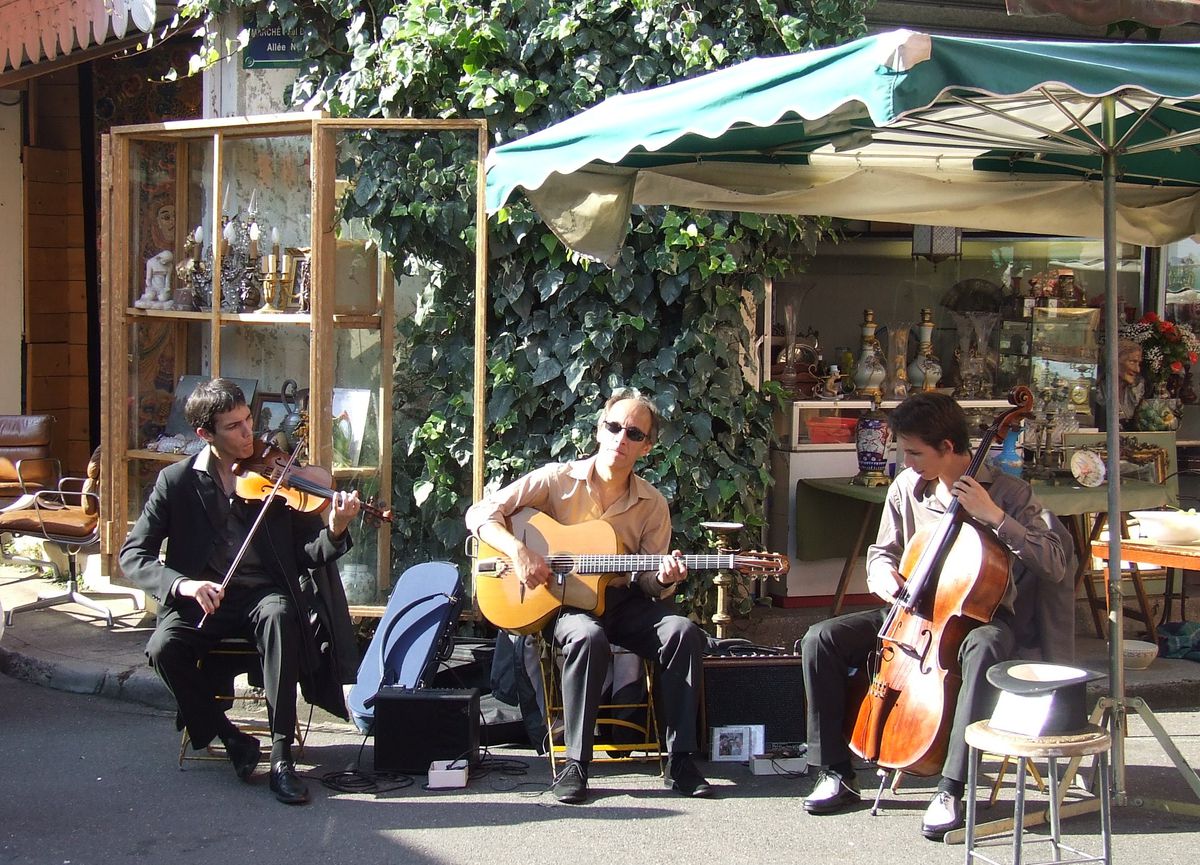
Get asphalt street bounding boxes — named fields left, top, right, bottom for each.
left=2, top=671, right=1198, bottom=865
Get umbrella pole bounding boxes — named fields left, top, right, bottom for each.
left=1098, top=96, right=1200, bottom=816
left=1100, top=95, right=1129, bottom=803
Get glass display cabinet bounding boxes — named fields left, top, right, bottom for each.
left=99, top=114, right=488, bottom=609
left=1029, top=307, right=1101, bottom=414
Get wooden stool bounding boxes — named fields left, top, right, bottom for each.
left=965, top=721, right=1111, bottom=865
left=178, top=638, right=306, bottom=767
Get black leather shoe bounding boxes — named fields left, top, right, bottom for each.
left=222, top=731, right=261, bottom=782
left=551, top=759, right=589, bottom=804
left=269, top=760, right=310, bottom=805
left=666, top=753, right=714, bottom=798
left=803, top=769, right=860, bottom=814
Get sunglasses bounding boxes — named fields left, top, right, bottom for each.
left=601, top=420, right=649, bottom=442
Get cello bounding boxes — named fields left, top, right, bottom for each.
left=848, top=386, right=1034, bottom=781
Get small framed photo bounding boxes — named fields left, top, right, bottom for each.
left=746, top=724, right=766, bottom=758
left=252, top=392, right=288, bottom=435
left=710, top=724, right=751, bottom=762
left=332, top=387, right=372, bottom=467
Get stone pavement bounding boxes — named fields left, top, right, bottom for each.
left=2, top=563, right=1199, bottom=865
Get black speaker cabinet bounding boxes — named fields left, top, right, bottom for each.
left=702, top=655, right=805, bottom=749
left=372, top=687, right=481, bottom=773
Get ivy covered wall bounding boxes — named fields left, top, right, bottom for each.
left=179, top=0, right=870, bottom=615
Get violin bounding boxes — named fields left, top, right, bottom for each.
left=847, top=386, right=1034, bottom=778
left=231, top=438, right=393, bottom=524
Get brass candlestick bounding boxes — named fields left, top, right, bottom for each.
left=701, top=520, right=744, bottom=639
left=258, top=253, right=295, bottom=313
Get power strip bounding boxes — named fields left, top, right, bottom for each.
left=750, top=754, right=808, bottom=776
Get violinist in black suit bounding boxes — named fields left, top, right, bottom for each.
left=121, top=378, right=360, bottom=804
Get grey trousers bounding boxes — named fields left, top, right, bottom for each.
left=551, top=586, right=706, bottom=763
left=801, top=607, right=1014, bottom=784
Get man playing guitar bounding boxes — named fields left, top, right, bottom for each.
left=466, top=389, right=713, bottom=804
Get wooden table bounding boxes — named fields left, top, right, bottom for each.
left=1090, top=538, right=1192, bottom=641
left=1090, top=537, right=1200, bottom=571
left=798, top=477, right=887, bottom=616
left=799, top=476, right=1170, bottom=619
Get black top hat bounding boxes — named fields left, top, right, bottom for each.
left=986, top=661, right=1106, bottom=737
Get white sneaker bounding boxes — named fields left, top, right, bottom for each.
left=921, top=791, right=963, bottom=839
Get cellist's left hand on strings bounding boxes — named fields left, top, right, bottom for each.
left=329, top=490, right=362, bottom=538
left=950, top=476, right=1006, bottom=530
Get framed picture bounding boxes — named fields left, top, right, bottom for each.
left=288, top=249, right=311, bottom=313
left=746, top=724, right=766, bottom=758
left=164, top=374, right=258, bottom=436
left=331, top=387, right=372, bottom=467
left=710, top=724, right=751, bottom=762
left=252, top=392, right=288, bottom=435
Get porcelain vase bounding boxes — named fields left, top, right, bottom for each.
left=852, top=309, right=886, bottom=399
left=339, top=563, right=377, bottom=606
left=991, top=428, right=1025, bottom=478
left=853, top=408, right=892, bottom=486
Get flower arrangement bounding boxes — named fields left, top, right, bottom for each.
left=1120, top=312, right=1200, bottom=388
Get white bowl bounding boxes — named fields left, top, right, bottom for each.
left=1130, top=510, right=1200, bottom=545
left=1123, top=639, right=1158, bottom=671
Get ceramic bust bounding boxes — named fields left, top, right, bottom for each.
left=135, top=250, right=175, bottom=309
left=1096, top=337, right=1145, bottom=426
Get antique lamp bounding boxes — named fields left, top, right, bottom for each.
left=912, top=224, right=962, bottom=266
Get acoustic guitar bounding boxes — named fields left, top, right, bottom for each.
left=473, top=508, right=788, bottom=634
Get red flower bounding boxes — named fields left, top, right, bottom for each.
left=1142, top=311, right=1160, bottom=323
left=1190, top=352, right=1198, bottom=365
left=1172, top=360, right=1185, bottom=373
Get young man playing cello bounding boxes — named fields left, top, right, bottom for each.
left=121, top=378, right=361, bottom=805
left=800, top=392, right=1074, bottom=838
left=466, top=389, right=712, bottom=804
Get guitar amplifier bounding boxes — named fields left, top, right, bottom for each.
left=702, top=655, right=806, bottom=750
left=371, top=687, right=481, bottom=774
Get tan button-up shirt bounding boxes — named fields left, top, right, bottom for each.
left=465, top=456, right=675, bottom=598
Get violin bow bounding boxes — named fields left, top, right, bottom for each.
left=197, top=440, right=305, bottom=628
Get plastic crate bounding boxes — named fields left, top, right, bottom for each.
left=804, top=416, right=857, bottom=443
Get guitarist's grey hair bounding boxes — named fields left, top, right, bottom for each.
left=601, top=389, right=660, bottom=443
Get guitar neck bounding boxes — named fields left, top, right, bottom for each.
left=544, top=553, right=734, bottom=573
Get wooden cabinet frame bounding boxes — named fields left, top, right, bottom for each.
left=99, top=114, right=489, bottom=608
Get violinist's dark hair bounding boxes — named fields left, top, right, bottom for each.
left=890, top=392, right=970, bottom=455
left=186, top=378, right=247, bottom=433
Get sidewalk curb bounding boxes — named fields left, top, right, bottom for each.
left=0, top=643, right=174, bottom=711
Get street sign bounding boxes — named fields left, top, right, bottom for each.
left=242, top=15, right=302, bottom=69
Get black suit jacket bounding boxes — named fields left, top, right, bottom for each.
left=120, top=450, right=358, bottom=716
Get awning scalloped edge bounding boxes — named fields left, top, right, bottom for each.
left=2, top=0, right=159, bottom=75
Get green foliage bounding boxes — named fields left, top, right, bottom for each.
left=179, top=0, right=869, bottom=618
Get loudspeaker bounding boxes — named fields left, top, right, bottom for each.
left=702, top=655, right=805, bottom=749
left=371, top=687, right=481, bottom=773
